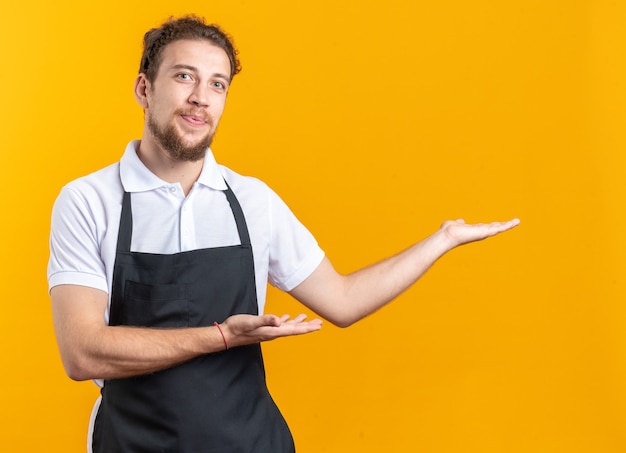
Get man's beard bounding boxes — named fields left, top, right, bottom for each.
left=147, top=110, right=214, bottom=162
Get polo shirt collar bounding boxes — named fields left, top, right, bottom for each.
left=120, top=140, right=227, bottom=192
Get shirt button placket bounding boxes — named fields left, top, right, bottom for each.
left=180, top=197, right=195, bottom=251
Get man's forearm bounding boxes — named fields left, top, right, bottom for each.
left=61, top=323, right=225, bottom=381
left=51, top=285, right=226, bottom=381
left=342, top=230, right=451, bottom=321
left=290, top=230, right=451, bottom=327
left=52, top=285, right=322, bottom=381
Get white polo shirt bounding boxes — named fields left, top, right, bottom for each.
left=48, top=140, right=325, bottom=318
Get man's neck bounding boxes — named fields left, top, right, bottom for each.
left=136, top=137, right=204, bottom=196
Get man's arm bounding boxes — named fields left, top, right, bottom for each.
left=289, top=218, right=519, bottom=327
left=51, top=285, right=321, bottom=381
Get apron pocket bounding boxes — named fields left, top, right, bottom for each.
left=122, top=281, right=190, bottom=327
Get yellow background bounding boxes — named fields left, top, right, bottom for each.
left=1, top=0, right=625, bottom=451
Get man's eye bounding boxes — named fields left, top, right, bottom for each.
left=177, top=74, right=191, bottom=80
left=213, top=81, right=224, bottom=89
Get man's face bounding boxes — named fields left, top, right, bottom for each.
left=143, top=39, right=232, bottom=161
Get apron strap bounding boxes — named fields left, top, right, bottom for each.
left=223, top=181, right=252, bottom=247
left=116, top=191, right=133, bottom=253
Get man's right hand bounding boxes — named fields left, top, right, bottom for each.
left=221, top=314, right=322, bottom=349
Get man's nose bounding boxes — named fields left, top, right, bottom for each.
left=189, top=86, right=209, bottom=107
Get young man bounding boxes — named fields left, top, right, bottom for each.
left=48, top=15, right=519, bottom=453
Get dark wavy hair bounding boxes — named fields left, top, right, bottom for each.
left=139, top=15, right=241, bottom=82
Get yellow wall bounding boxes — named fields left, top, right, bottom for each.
left=1, top=0, right=625, bottom=451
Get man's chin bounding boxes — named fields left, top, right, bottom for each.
left=168, top=145, right=208, bottom=162
left=148, top=118, right=213, bottom=162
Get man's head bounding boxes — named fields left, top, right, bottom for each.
left=140, top=15, right=241, bottom=83
left=134, top=16, right=240, bottom=162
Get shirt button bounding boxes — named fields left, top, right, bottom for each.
left=169, top=186, right=176, bottom=193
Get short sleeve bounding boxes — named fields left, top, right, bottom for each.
left=266, top=188, right=324, bottom=291
left=47, top=186, right=109, bottom=293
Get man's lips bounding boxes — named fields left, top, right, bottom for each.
left=181, top=114, right=209, bottom=126
left=176, top=108, right=212, bottom=127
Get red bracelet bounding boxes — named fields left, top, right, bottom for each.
left=214, top=322, right=228, bottom=350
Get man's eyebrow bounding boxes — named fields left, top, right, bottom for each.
left=171, top=64, right=230, bottom=82
left=171, top=64, right=199, bottom=73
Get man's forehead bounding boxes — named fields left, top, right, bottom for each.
left=161, top=39, right=229, bottom=61
left=157, top=39, right=231, bottom=78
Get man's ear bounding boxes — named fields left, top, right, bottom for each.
left=134, top=73, right=150, bottom=109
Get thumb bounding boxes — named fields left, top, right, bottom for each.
left=260, top=314, right=281, bottom=327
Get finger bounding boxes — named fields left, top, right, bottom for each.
left=289, top=314, right=308, bottom=324
left=292, top=317, right=323, bottom=330
left=279, top=314, right=306, bottom=324
left=508, top=218, right=521, bottom=227
left=492, top=218, right=520, bottom=231
left=281, top=319, right=323, bottom=334
left=279, top=314, right=290, bottom=323
left=479, top=219, right=519, bottom=238
left=256, top=318, right=321, bottom=338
